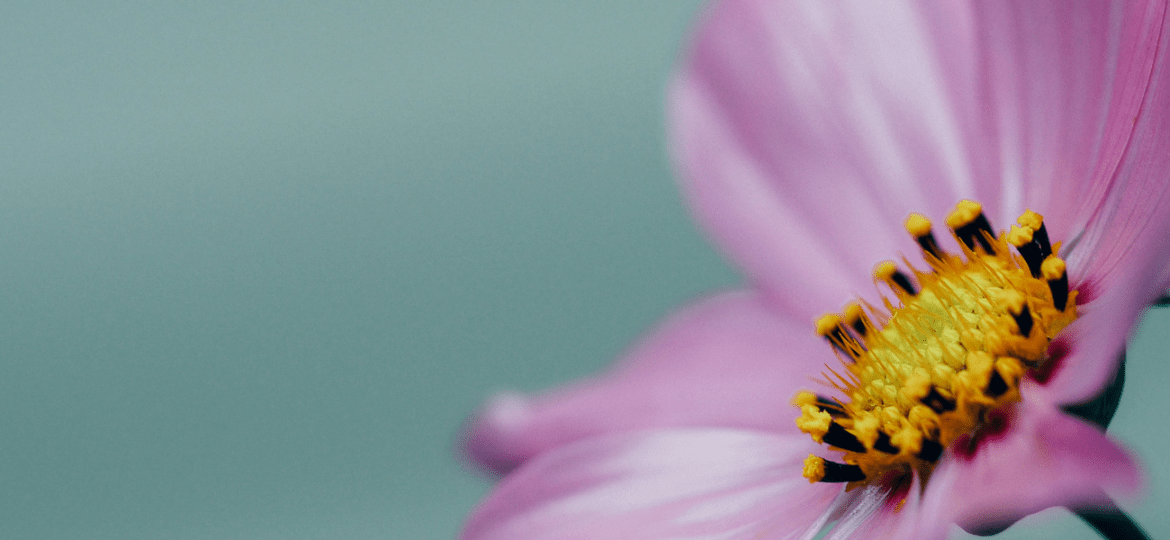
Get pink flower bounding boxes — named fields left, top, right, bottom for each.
left=459, top=1, right=1170, bottom=539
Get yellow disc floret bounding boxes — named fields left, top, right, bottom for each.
left=795, top=201, right=1078, bottom=487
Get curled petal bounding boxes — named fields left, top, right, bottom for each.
left=462, top=291, right=834, bottom=475
left=915, top=394, right=1142, bottom=538
left=460, top=429, right=842, bottom=540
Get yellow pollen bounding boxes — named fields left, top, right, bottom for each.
left=796, top=202, right=1078, bottom=486
left=944, top=200, right=983, bottom=228
left=792, top=390, right=819, bottom=408
left=816, top=314, right=843, bottom=336
left=1001, top=289, right=1026, bottom=314
left=1042, top=257, right=1066, bottom=281
left=1007, top=225, right=1034, bottom=247
left=873, top=261, right=898, bottom=281
left=851, top=414, right=881, bottom=449
left=796, top=405, right=832, bottom=442
left=905, top=213, right=932, bottom=237
left=803, top=455, right=827, bottom=483
left=843, top=302, right=867, bottom=327
left=1018, top=209, right=1044, bottom=231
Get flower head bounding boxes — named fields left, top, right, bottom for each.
left=460, top=1, right=1170, bottom=538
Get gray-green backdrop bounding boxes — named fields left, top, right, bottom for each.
left=0, top=2, right=1165, bottom=539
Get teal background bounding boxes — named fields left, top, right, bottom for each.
left=0, top=2, right=1165, bottom=539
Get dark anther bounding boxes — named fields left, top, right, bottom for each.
left=820, top=460, right=866, bottom=483
left=842, top=304, right=869, bottom=340
left=954, top=213, right=997, bottom=254
left=823, top=326, right=861, bottom=362
left=824, top=422, right=867, bottom=453
left=1014, top=241, right=1044, bottom=278
left=873, top=431, right=899, bottom=454
left=1032, top=222, right=1052, bottom=258
left=890, top=269, right=918, bottom=296
left=1047, top=272, right=1069, bottom=311
left=918, top=438, right=944, bottom=462
left=920, top=387, right=956, bottom=413
left=1011, top=304, right=1033, bottom=337
left=986, top=369, right=1009, bottom=397
left=1152, top=294, right=1170, bottom=308
left=915, top=231, right=944, bottom=260
left=848, top=317, right=867, bottom=337
left=815, top=395, right=847, bottom=418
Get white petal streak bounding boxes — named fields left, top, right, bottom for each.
left=461, top=429, right=843, bottom=540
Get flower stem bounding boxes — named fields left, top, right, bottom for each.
left=1074, top=502, right=1150, bottom=540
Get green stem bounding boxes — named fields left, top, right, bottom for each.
left=1074, top=502, right=1150, bottom=540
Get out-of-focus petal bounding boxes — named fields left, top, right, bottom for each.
left=915, top=392, right=1142, bottom=539
left=669, top=0, right=1166, bottom=322
left=462, top=290, right=834, bottom=475
left=460, top=429, right=842, bottom=540
left=671, top=0, right=962, bottom=320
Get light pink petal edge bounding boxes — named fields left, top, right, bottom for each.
left=461, top=290, right=836, bottom=475
left=460, top=428, right=842, bottom=540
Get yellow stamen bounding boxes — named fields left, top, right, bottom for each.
left=874, top=261, right=916, bottom=296
left=796, top=405, right=831, bottom=443
left=1007, top=224, right=1034, bottom=248
left=1018, top=209, right=1044, bottom=231
left=850, top=413, right=881, bottom=449
left=815, top=314, right=843, bottom=337
left=873, top=261, right=898, bottom=281
left=905, top=213, right=932, bottom=237
left=792, top=390, right=819, bottom=408
left=843, top=302, right=869, bottom=336
left=1042, top=256, right=1066, bottom=281
left=794, top=202, right=1078, bottom=486
left=803, top=455, right=826, bottom=483
left=944, top=200, right=983, bottom=229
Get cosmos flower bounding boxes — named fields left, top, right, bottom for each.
left=460, top=1, right=1170, bottom=539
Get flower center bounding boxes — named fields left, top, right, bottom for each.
left=795, top=200, right=1078, bottom=486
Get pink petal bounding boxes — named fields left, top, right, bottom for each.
left=460, top=428, right=842, bottom=540
left=462, top=290, right=837, bottom=475
left=1041, top=3, right=1170, bottom=402
left=914, top=392, right=1142, bottom=539
left=822, top=477, right=921, bottom=540
left=952, top=2, right=1166, bottom=247
left=670, top=0, right=1167, bottom=323
left=1062, top=1, right=1170, bottom=293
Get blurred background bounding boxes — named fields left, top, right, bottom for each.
left=0, top=2, right=1165, bottom=539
